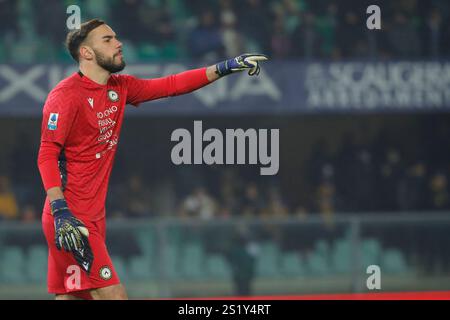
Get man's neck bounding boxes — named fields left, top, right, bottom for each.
left=79, top=62, right=111, bottom=85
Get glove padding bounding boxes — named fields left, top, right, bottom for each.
left=51, top=199, right=94, bottom=274
left=216, top=53, right=269, bottom=77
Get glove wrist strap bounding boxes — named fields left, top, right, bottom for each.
left=215, top=60, right=232, bottom=77
left=50, top=198, right=69, bottom=216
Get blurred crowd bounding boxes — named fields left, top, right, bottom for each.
left=303, top=129, right=450, bottom=217
left=1, top=0, right=450, bottom=63
left=1, top=117, right=449, bottom=223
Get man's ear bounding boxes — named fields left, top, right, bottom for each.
left=79, top=45, right=94, bottom=61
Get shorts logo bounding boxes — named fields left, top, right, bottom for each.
left=99, top=266, right=112, bottom=280
left=81, top=260, right=90, bottom=272
left=107, top=90, right=119, bottom=102
left=48, top=113, right=59, bottom=130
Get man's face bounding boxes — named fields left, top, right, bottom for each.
left=84, top=24, right=125, bottom=73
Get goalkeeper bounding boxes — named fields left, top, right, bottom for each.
left=37, top=19, right=267, bottom=300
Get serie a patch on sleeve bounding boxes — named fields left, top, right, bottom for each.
left=48, top=113, right=59, bottom=130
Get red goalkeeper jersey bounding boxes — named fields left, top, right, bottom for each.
left=40, top=69, right=209, bottom=221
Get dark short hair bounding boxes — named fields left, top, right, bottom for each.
left=65, top=19, right=105, bottom=62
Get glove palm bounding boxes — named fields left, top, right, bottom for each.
left=52, top=199, right=94, bottom=274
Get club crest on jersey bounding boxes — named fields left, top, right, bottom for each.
left=107, top=90, right=119, bottom=102
left=47, top=113, right=59, bottom=130
left=99, top=266, right=112, bottom=280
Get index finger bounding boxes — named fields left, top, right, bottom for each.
left=249, top=54, right=269, bottom=61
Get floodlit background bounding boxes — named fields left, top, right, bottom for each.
left=1, top=0, right=450, bottom=299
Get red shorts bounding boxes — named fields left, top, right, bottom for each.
left=42, top=213, right=120, bottom=298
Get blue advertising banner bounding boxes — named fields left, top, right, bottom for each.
left=1, top=62, right=449, bottom=116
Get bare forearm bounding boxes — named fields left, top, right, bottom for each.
left=47, top=186, right=65, bottom=205
left=206, top=65, right=220, bottom=82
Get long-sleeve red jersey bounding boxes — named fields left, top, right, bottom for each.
left=38, top=68, right=210, bottom=221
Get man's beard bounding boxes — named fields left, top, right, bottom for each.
left=94, top=49, right=126, bottom=73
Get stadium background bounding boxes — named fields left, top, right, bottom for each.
left=1, top=0, right=450, bottom=299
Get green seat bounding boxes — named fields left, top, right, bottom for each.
left=135, top=230, right=155, bottom=258
left=165, top=243, right=180, bottom=280
left=2, top=247, right=26, bottom=283
left=306, top=251, right=329, bottom=275
left=160, top=42, right=180, bottom=60
left=315, top=240, right=330, bottom=256
left=27, top=245, right=47, bottom=283
left=280, top=252, right=305, bottom=276
left=138, top=43, right=162, bottom=61
left=57, top=46, right=74, bottom=62
left=111, top=255, right=128, bottom=282
left=128, top=256, right=155, bottom=281
left=85, top=0, right=110, bottom=20
left=382, top=249, right=408, bottom=274
left=360, top=238, right=382, bottom=270
left=256, top=242, right=280, bottom=277
left=0, top=41, right=6, bottom=62
left=206, top=254, right=229, bottom=279
left=122, top=41, right=138, bottom=63
left=331, top=238, right=351, bottom=274
left=167, top=227, right=183, bottom=244
left=181, top=242, right=205, bottom=279
left=169, top=0, right=190, bottom=22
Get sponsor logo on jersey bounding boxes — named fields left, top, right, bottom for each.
left=107, top=90, right=119, bottom=102
left=99, top=266, right=112, bottom=280
left=87, top=98, right=94, bottom=108
left=48, top=113, right=59, bottom=130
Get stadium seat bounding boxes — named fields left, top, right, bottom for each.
left=306, top=251, right=330, bottom=276
left=165, top=242, right=181, bottom=280
left=128, top=255, right=156, bottom=281
left=121, top=41, right=138, bottom=63
left=181, top=242, right=205, bottom=279
left=360, top=238, right=382, bottom=270
left=138, top=43, right=162, bottom=61
left=160, top=43, right=180, bottom=59
left=26, top=245, right=47, bottom=283
left=315, top=239, right=331, bottom=257
left=206, top=254, right=229, bottom=279
left=111, top=255, right=128, bottom=282
left=382, top=249, right=408, bottom=274
left=0, top=38, right=8, bottom=62
left=0, top=41, right=4, bottom=60
left=135, top=230, right=155, bottom=258
left=256, top=242, right=280, bottom=277
left=331, top=238, right=352, bottom=274
left=169, top=0, right=190, bottom=22
left=85, top=0, right=110, bottom=21
left=1, top=247, right=27, bottom=284
left=280, top=252, right=306, bottom=276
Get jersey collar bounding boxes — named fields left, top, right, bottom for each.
left=76, top=71, right=110, bottom=89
